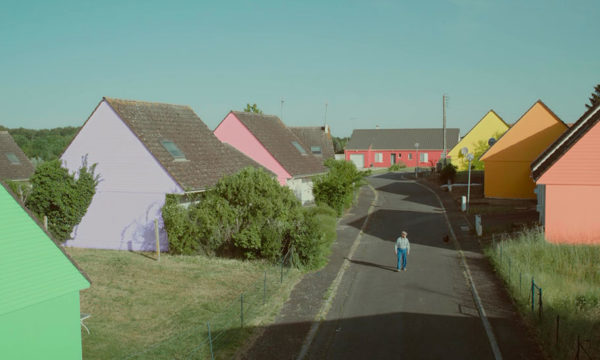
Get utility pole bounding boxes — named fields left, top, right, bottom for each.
left=324, top=102, right=328, bottom=127
left=442, top=94, right=447, bottom=164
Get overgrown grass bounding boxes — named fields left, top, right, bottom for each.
left=67, top=248, right=302, bottom=360
left=485, top=228, right=600, bottom=359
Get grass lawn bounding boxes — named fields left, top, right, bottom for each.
left=485, top=229, right=600, bottom=359
left=67, top=248, right=302, bottom=359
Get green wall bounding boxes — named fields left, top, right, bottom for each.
left=0, top=291, right=83, bottom=359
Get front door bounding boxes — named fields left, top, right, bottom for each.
left=390, top=153, right=396, bottom=164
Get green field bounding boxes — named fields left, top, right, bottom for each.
left=67, top=248, right=301, bottom=359
left=485, top=229, right=600, bottom=359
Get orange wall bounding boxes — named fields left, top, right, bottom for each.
left=482, top=101, right=567, bottom=199
left=484, top=161, right=537, bottom=199
left=544, top=185, right=600, bottom=244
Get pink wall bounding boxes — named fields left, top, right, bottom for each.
left=537, top=120, right=600, bottom=244
left=345, top=149, right=442, bottom=168
left=214, top=112, right=291, bottom=185
left=61, top=101, right=183, bottom=251
left=544, top=185, right=600, bottom=244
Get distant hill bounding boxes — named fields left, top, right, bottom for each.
left=0, top=125, right=80, bottom=161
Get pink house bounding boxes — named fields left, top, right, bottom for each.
left=61, top=98, right=263, bottom=251
left=344, top=128, right=460, bottom=169
left=214, top=111, right=326, bottom=204
left=531, top=102, right=600, bottom=244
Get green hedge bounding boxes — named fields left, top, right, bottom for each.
left=313, top=159, right=366, bottom=216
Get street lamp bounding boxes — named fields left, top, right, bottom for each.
left=466, top=152, right=474, bottom=210
left=414, top=142, right=419, bottom=177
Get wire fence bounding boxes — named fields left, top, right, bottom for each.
left=122, top=248, right=298, bottom=360
left=489, top=235, right=599, bottom=360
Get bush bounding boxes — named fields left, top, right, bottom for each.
left=25, top=158, right=99, bottom=241
left=388, top=162, right=407, bottom=171
left=439, top=163, right=457, bottom=184
left=313, top=159, right=366, bottom=215
left=162, top=167, right=339, bottom=270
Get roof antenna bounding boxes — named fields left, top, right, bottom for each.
left=280, top=98, right=284, bottom=120
left=324, top=102, right=328, bottom=126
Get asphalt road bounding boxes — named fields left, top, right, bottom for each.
left=305, top=173, right=496, bottom=359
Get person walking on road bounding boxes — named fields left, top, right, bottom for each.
left=395, top=231, right=410, bottom=272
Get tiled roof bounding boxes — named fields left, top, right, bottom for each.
left=289, top=126, right=335, bottom=160
left=531, top=102, right=600, bottom=180
left=231, top=111, right=326, bottom=177
left=0, top=131, right=35, bottom=181
left=0, top=182, right=90, bottom=315
left=104, top=98, right=266, bottom=191
left=346, top=128, right=460, bottom=150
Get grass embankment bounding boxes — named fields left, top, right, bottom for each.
left=67, top=248, right=302, bottom=360
left=485, top=229, right=600, bottom=359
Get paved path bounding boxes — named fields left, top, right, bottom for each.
left=305, top=173, right=494, bottom=359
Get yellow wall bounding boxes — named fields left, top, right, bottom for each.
left=481, top=101, right=568, bottom=199
left=448, top=110, right=509, bottom=170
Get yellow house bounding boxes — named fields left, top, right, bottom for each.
left=480, top=100, right=568, bottom=199
left=448, top=110, right=509, bottom=170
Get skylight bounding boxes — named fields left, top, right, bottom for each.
left=311, top=146, right=322, bottom=155
left=160, top=140, right=186, bottom=160
left=6, top=152, right=20, bottom=165
left=291, top=141, right=307, bottom=155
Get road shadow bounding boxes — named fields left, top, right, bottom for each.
left=346, top=257, right=398, bottom=272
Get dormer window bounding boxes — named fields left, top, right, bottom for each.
left=6, top=152, right=20, bottom=165
left=311, top=146, right=322, bottom=155
left=160, top=140, right=186, bottom=160
left=291, top=141, right=307, bottom=155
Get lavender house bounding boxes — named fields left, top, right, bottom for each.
left=61, top=97, right=263, bottom=251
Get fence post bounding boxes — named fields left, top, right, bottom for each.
left=263, top=270, right=267, bottom=305
left=43, top=215, right=48, bottom=230
left=531, top=277, right=535, bottom=313
left=241, top=294, right=244, bottom=328
left=576, top=335, right=580, bottom=360
left=207, top=322, right=215, bottom=360
left=555, top=315, right=559, bottom=348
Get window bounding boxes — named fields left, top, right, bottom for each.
left=375, top=153, right=383, bottom=162
left=5, top=152, right=20, bottom=165
left=291, top=141, right=307, bottom=155
left=408, top=153, right=412, bottom=160
left=420, top=153, right=428, bottom=163
left=398, top=153, right=401, bottom=158
left=310, top=146, right=322, bottom=155
left=160, top=140, right=186, bottom=160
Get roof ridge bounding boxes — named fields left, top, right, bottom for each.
left=103, top=97, right=193, bottom=110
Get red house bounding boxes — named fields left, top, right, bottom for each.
left=531, top=102, right=600, bottom=244
left=344, top=128, right=460, bottom=169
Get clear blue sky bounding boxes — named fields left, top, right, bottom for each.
left=1, top=0, right=598, bottom=137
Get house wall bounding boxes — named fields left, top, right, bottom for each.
left=61, top=101, right=183, bottom=251
left=484, top=161, right=536, bottom=199
left=448, top=112, right=509, bottom=171
left=543, top=185, right=600, bottom=244
left=287, top=177, right=314, bottom=204
left=536, top=119, right=600, bottom=244
left=345, top=149, right=442, bottom=168
left=0, top=292, right=83, bottom=359
left=214, top=113, right=291, bottom=185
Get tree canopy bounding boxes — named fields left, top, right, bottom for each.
left=243, top=103, right=263, bottom=114
left=585, top=84, right=600, bottom=109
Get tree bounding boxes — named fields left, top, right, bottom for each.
left=586, top=84, right=600, bottom=109
left=25, top=158, right=99, bottom=241
left=332, top=136, right=349, bottom=154
left=244, top=103, right=263, bottom=114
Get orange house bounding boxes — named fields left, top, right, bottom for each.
left=531, top=103, right=600, bottom=244
left=480, top=100, right=568, bottom=199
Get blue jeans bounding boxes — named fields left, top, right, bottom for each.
left=397, top=248, right=407, bottom=270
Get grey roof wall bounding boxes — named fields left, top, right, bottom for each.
left=345, top=128, right=460, bottom=151
left=232, top=111, right=326, bottom=177
left=105, top=98, right=265, bottom=191
left=0, top=131, right=35, bottom=181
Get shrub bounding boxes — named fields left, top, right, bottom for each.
left=388, top=162, right=407, bottom=171
left=290, top=204, right=337, bottom=269
left=313, top=159, right=366, bottom=215
left=25, top=158, right=99, bottom=241
left=439, top=163, right=457, bottom=184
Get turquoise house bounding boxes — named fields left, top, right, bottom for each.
left=0, top=183, right=90, bottom=359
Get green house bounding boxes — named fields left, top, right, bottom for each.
left=0, top=183, right=90, bottom=359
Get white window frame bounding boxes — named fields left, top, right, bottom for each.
left=420, top=152, right=428, bottom=163
left=375, top=153, right=383, bottom=162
